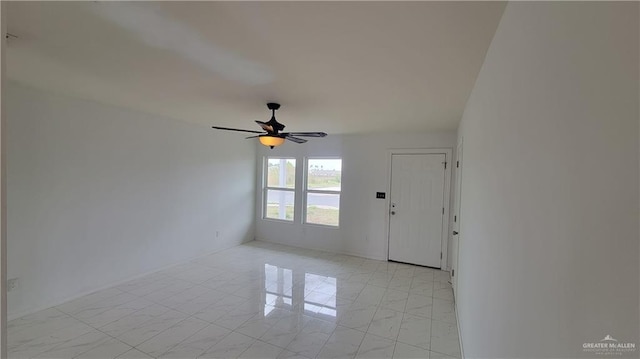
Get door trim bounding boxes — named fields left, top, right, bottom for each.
left=452, top=138, right=463, bottom=298
left=386, top=148, right=452, bottom=269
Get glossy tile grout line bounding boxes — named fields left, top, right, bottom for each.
left=8, top=241, right=461, bottom=359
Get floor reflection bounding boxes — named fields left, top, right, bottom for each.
left=264, top=264, right=337, bottom=319
left=264, top=264, right=293, bottom=316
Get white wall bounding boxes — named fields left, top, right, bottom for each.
left=456, top=2, right=639, bottom=358
left=255, top=132, right=456, bottom=263
left=7, top=83, right=256, bottom=318
left=1, top=3, right=8, bottom=355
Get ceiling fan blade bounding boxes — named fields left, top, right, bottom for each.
left=284, top=135, right=308, bottom=144
left=281, top=132, right=327, bottom=137
left=245, top=135, right=261, bottom=139
left=255, top=120, right=274, bottom=133
left=212, top=126, right=264, bottom=134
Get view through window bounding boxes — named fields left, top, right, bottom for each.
left=265, top=158, right=296, bottom=221
left=305, top=159, right=342, bottom=226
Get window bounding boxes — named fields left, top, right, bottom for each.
left=305, top=158, right=342, bottom=226
left=264, top=158, right=296, bottom=221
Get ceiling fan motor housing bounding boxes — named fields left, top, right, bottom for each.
left=265, top=103, right=285, bottom=132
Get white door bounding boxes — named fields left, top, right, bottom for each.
left=451, top=141, right=463, bottom=297
left=388, top=153, right=445, bottom=268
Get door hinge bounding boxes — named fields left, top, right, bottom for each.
left=454, top=215, right=457, bottom=222
left=440, top=252, right=443, bottom=259
left=452, top=269, right=455, bottom=277
left=442, top=207, right=445, bottom=215
left=456, top=161, right=459, bottom=168
left=444, top=161, right=447, bottom=169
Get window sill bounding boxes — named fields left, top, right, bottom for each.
left=262, top=217, right=295, bottom=224
left=303, top=222, right=340, bottom=230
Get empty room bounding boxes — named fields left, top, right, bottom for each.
left=1, top=1, right=638, bottom=359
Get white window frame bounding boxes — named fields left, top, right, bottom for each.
left=303, top=157, right=342, bottom=228
left=263, top=157, right=296, bottom=222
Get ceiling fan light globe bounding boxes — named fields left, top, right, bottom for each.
left=259, top=136, right=285, bottom=148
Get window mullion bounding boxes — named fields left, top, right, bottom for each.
left=295, top=156, right=304, bottom=223
left=306, top=190, right=340, bottom=195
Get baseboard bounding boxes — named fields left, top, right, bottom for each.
left=454, top=297, right=466, bottom=359
left=254, top=238, right=388, bottom=262
left=8, top=239, right=252, bottom=321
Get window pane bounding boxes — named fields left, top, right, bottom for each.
left=267, top=158, right=296, bottom=189
left=306, top=193, right=340, bottom=226
left=307, top=159, right=342, bottom=190
left=266, top=189, right=295, bottom=221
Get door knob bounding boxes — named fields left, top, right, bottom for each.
left=391, top=211, right=396, bottom=215
left=453, top=231, right=459, bottom=235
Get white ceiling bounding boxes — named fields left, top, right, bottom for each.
left=7, top=2, right=505, bottom=134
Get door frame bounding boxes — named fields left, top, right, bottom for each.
left=452, top=139, right=463, bottom=297
left=386, top=148, right=452, bottom=269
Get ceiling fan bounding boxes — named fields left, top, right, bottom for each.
left=212, top=103, right=327, bottom=148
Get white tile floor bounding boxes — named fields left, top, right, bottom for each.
left=9, top=241, right=461, bottom=359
